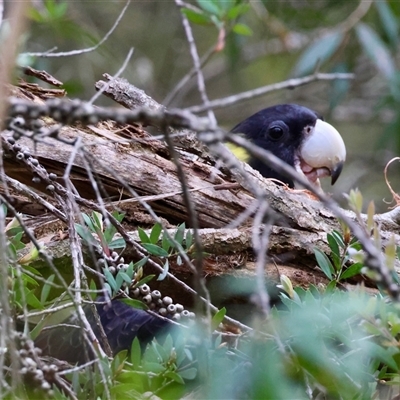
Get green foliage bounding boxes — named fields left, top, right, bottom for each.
left=181, top=0, right=251, bottom=36
left=314, top=227, right=363, bottom=284
left=76, top=211, right=126, bottom=256
left=81, top=288, right=400, bottom=400
left=139, top=223, right=195, bottom=281
left=1, top=204, right=43, bottom=312
left=293, top=31, right=345, bottom=77
left=104, top=258, right=150, bottom=298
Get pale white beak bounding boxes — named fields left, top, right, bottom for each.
left=297, top=119, right=346, bottom=186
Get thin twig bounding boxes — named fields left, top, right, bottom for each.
left=88, top=47, right=134, bottom=106
left=175, top=0, right=217, bottom=128
left=163, top=124, right=211, bottom=323
left=252, top=200, right=272, bottom=316
left=186, top=72, right=354, bottom=113
left=22, top=0, right=131, bottom=58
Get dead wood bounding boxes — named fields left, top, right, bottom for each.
left=2, top=78, right=400, bottom=302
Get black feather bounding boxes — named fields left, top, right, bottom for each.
left=231, top=104, right=320, bottom=187
left=35, top=297, right=171, bottom=364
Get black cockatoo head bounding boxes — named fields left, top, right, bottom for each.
left=231, top=104, right=346, bottom=188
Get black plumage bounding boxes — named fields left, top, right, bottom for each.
left=231, top=104, right=345, bottom=188
left=35, top=297, right=171, bottom=364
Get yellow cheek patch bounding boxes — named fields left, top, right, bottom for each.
left=225, top=142, right=250, bottom=162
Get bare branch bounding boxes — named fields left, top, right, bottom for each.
left=186, top=72, right=354, bottom=113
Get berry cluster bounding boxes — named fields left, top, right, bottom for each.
left=131, top=284, right=195, bottom=321
left=15, top=332, right=56, bottom=396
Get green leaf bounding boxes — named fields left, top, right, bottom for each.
left=181, top=8, right=211, bottom=25
left=327, top=233, right=341, bottom=271
left=340, top=263, right=364, bottom=280
left=293, top=31, right=344, bottom=77
left=150, top=222, right=162, bottom=244
left=356, top=23, right=396, bottom=80
left=215, top=0, right=234, bottom=11
left=178, top=367, right=197, bottom=380
left=324, top=279, right=337, bottom=294
left=40, top=274, right=55, bottom=304
left=25, top=289, right=44, bottom=310
left=91, top=211, right=103, bottom=232
left=165, top=371, right=185, bottom=384
left=375, top=0, right=398, bottom=48
left=347, top=188, right=363, bottom=214
left=20, top=272, right=39, bottom=287
left=134, top=274, right=155, bottom=288
left=115, top=273, right=124, bottom=291
left=331, top=230, right=345, bottom=249
left=226, top=3, right=250, bottom=20
left=211, top=307, right=226, bottom=330
left=327, top=233, right=340, bottom=258
left=82, top=213, right=96, bottom=232
left=162, top=230, right=173, bottom=253
left=130, top=337, right=141, bottom=367
left=196, top=0, right=221, bottom=16
left=232, top=23, right=253, bottom=36
left=142, top=362, right=166, bottom=373
left=142, top=243, right=169, bottom=257
left=104, top=268, right=117, bottom=291
left=185, top=229, right=193, bottom=250
left=89, top=280, right=97, bottom=301
left=157, top=259, right=169, bottom=281
left=367, top=342, right=398, bottom=371
left=75, top=223, right=96, bottom=245
left=314, top=248, right=334, bottom=280
left=118, top=271, right=132, bottom=284
left=138, top=227, right=150, bottom=244
left=108, top=238, right=126, bottom=249
left=120, top=298, right=147, bottom=310
left=112, top=211, right=125, bottom=223
left=133, top=257, right=149, bottom=271
left=174, top=223, right=186, bottom=246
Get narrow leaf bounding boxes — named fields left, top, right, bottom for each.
left=185, top=229, right=193, bottom=250
left=108, top=238, right=126, bottom=249
left=178, top=367, right=197, bottom=380
left=174, top=223, right=185, bottom=246
left=138, top=227, right=150, bottom=244
left=150, top=222, right=162, bottom=244
left=340, top=262, right=364, bottom=280
left=181, top=8, right=211, bottom=25
left=212, top=307, right=226, bottom=330
left=103, top=268, right=117, bottom=291
left=232, top=23, right=253, bottom=36
left=40, top=274, right=55, bottom=304
left=356, top=23, right=396, bottom=80
left=157, top=259, right=169, bottom=281
left=134, top=274, right=156, bottom=287
left=82, top=213, right=96, bottom=232
left=142, top=243, right=169, bottom=257
left=293, top=31, right=344, bottom=77
left=375, top=1, right=398, bottom=48
left=120, top=298, right=147, bottom=310
left=91, top=211, right=103, bottom=232
left=130, top=337, right=141, bottom=367
left=314, top=248, right=334, bottom=280
left=196, top=0, right=220, bottom=16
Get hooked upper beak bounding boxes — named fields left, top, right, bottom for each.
left=298, top=119, right=346, bottom=186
